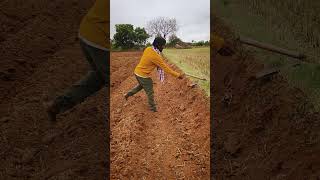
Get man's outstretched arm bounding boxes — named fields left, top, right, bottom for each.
left=151, top=55, right=181, bottom=78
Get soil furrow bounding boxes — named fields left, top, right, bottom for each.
left=110, top=52, right=210, bottom=179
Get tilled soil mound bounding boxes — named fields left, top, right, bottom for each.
left=110, top=52, right=210, bottom=179
left=0, top=0, right=109, bottom=179
left=212, top=17, right=320, bottom=179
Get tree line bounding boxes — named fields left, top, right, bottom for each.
left=112, top=17, right=209, bottom=50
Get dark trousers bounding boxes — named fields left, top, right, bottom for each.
left=54, top=39, right=109, bottom=113
left=127, top=75, right=156, bottom=110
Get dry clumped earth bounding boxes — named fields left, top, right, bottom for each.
left=3, top=0, right=318, bottom=179
left=1, top=0, right=109, bottom=179
left=110, top=52, right=210, bottom=179
left=212, top=16, right=320, bottom=179
left=0, top=0, right=210, bottom=179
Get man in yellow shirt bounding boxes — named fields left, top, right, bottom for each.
left=46, top=0, right=109, bottom=122
left=124, top=37, right=183, bottom=112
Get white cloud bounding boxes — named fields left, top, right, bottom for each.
left=111, top=0, right=210, bottom=42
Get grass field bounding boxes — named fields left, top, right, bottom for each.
left=163, top=47, right=210, bottom=96
left=212, top=0, right=320, bottom=110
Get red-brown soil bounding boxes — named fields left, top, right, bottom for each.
left=110, top=52, right=210, bottom=179
left=0, top=0, right=109, bottom=179
left=2, top=0, right=319, bottom=179
left=212, top=17, right=320, bottom=179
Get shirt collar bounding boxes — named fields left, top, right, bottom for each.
left=152, top=46, right=161, bottom=55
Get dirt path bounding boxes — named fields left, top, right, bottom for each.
left=110, top=52, right=210, bottom=179
left=0, top=0, right=109, bottom=179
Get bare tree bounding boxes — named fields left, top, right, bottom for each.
left=146, top=17, right=178, bottom=39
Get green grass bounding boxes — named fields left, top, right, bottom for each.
left=212, top=0, right=320, bottom=111
left=163, top=47, right=210, bottom=96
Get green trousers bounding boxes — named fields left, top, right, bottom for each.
left=53, top=39, right=109, bottom=114
left=127, top=75, right=156, bottom=111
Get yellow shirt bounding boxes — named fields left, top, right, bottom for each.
left=79, top=0, right=109, bottom=49
left=134, top=47, right=180, bottom=78
left=212, top=35, right=225, bottom=51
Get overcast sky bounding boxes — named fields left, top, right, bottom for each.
left=111, top=0, right=210, bottom=42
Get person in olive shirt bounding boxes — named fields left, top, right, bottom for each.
left=125, top=37, right=184, bottom=112
left=46, top=0, right=109, bottom=122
